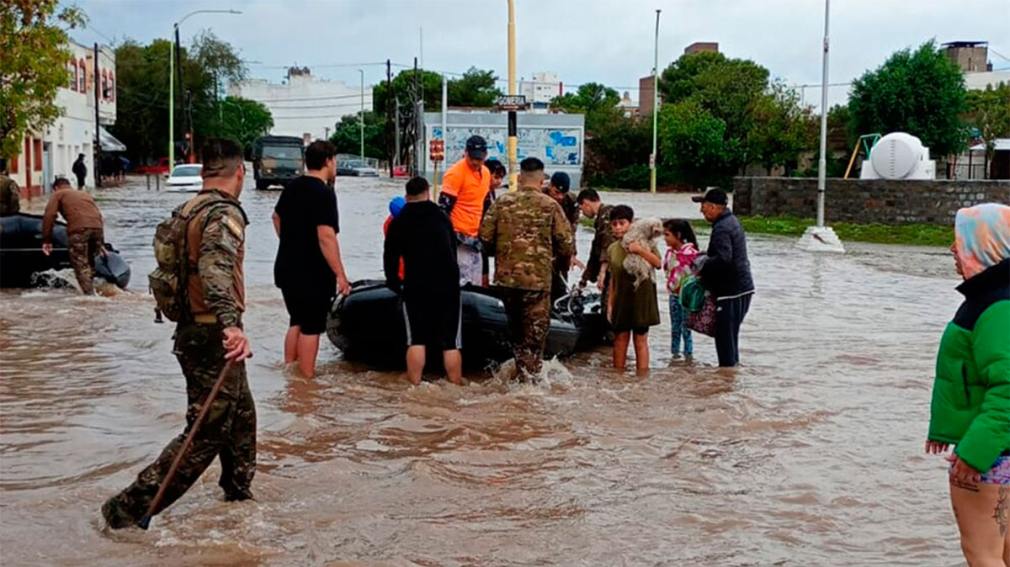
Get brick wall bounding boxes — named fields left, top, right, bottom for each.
left=733, top=177, right=1010, bottom=225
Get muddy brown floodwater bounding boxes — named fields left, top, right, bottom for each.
left=1, top=178, right=966, bottom=565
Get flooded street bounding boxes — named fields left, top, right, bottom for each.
left=1, top=178, right=964, bottom=565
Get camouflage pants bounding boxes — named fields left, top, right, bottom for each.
left=102, top=323, right=257, bottom=529
left=500, top=288, right=551, bottom=380
left=68, top=228, right=103, bottom=294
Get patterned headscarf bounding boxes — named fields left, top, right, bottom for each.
left=954, top=203, right=1010, bottom=280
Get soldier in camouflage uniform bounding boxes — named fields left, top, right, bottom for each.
left=480, top=157, right=574, bottom=380
left=543, top=171, right=581, bottom=301
left=0, top=158, right=21, bottom=216
left=576, top=188, right=616, bottom=292
left=102, top=139, right=256, bottom=529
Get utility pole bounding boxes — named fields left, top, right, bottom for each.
left=386, top=58, right=395, bottom=177
left=796, top=0, right=844, bottom=253
left=506, top=0, right=518, bottom=190
left=394, top=97, right=401, bottom=171
left=816, top=0, right=830, bottom=228
left=93, top=43, right=102, bottom=188
left=169, top=34, right=174, bottom=168
left=650, top=9, right=661, bottom=194
left=168, top=10, right=242, bottom=169
left=358, top=69, right=365, bottom=160
left=175, top=24, right=184, bottom=162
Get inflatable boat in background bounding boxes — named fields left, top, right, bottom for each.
left=0, top=213, right=131, bottom=289
left=327, top=280, right=606, bottom=371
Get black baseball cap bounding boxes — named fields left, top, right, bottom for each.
left=465, top=135, right=488, bottom=159
left=692, top=187, right=728, bottom=205
left=550, top=171, right=571, bottom=193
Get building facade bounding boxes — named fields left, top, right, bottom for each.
left=684, top=42, right=720, bottom=55
left=7, top=40, right=116, bottom=196
left=943, top=41, right=992, bottom=73
left=230, top=67, right=373, bottom=142
left=519, top=72, right=562, bottom=112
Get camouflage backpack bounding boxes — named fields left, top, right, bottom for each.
left=148, top=194, right=233, bottom=322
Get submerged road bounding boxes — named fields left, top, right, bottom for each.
left=0, top=177, right=962, bottom=565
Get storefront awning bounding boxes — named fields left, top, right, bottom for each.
left=100, top=126, right=126, bottom=152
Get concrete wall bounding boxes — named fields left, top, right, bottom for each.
left=733, top=177, right=1010, bottom=225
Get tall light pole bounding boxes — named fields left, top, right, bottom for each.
left=506, top=0, right=518, bottom=191
left=169, top=9, right=241, bottom=168
left=650, top=9, right=661, bottom=194
left=358, top=69, right=365, bottom=159
left=797, top=0, right=844, bottom=253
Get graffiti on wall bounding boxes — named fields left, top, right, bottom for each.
left=432, top=126, right=582, bottom=165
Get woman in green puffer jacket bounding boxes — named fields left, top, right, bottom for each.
left=926, top=203, right=1010, bottom=565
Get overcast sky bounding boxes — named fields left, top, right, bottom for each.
left=69, top=0, right=1010, bottom=108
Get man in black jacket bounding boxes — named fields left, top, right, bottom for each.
left=385, top=177, right=463, bottom=385
left=72, top=154, right=88, bottom=189
left=694, top=188, right=755, bottom=367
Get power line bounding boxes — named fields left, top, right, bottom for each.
left=246, top=92, right=368, bottom=103
left=989, top=48, right=1010, bottom=63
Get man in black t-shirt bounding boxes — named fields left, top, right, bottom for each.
left=384, top=177, right=463, bottom=385
left=272, top=140, right=351, bottom=378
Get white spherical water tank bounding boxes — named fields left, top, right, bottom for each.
left=869, top=132, right=925, bottom=179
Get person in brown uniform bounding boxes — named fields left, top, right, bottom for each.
left=41, top=177, right=105, bottom=294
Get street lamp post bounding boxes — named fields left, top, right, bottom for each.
left=169, top=9, right=241, bottom=168
left=796, top=0, right=844, bottom=253
left=358, top=69, right=365, bottom=160
left=650, top=9, right=661, bottom=194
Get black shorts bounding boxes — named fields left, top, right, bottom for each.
left=402, top=294, right=461, bottom=350
left=281, top=286, right=332, bottom=335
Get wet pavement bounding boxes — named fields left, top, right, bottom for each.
left=0, top=178, right=964, bottom=565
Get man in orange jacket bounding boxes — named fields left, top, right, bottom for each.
left=438, top=135, right=491, bottom=286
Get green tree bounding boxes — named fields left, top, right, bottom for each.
left=584, top=115, right=652, bottom=187
left=550, top=82, right=622, bottom=132
left=329, top=111, right=385, bottom=159
left=658, top=51, right=770, bottom=173
left=0, top=1, right=85, bottom=159
left=746, top=83, right=817, bottom=175
left=448, top=67, right=502, bottom=107
left=208, top=97, right=273, bottom=150
left=110, top=39, right=171, bottom=162
left=848, top=41, right=968, bottom=156
left=966, top=82, right=1010, bottom=178
left=658, top=100, right=735, bottom=188
left=373, top=68, right=444, bottom=113
left=112, top=33, right=247, bottom=162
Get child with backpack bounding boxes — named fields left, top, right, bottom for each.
left=662, top=219, right=700, bottom=359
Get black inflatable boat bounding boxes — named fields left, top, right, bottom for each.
left=327, top=280, right=606, bottom=370
left=0, top=213, right=131, bottom=289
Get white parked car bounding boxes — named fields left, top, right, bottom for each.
left=165, top=164, right=203, bottom=192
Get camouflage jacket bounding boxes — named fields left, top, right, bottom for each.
left=541, top=189, right=580, bottom=258
left=480, top=185, right=574, bottom=292
left=583, top=203, right=615, bottom=283
left=183, top=190, right=248, bottom=328
left=0, top=175, right=20, bottom=216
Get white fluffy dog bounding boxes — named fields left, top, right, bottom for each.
left=621, top=217, right=664, bottom=289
